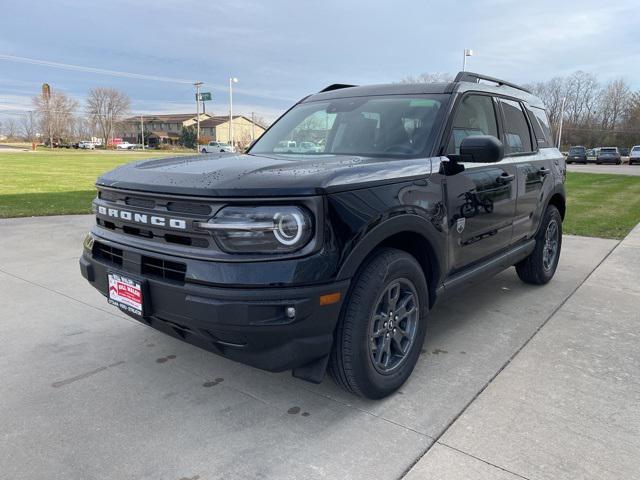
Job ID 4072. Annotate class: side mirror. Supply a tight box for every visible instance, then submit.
[459,135,504,163]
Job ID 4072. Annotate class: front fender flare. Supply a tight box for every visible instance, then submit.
[335,214,445,283]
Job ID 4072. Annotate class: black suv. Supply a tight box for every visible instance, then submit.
[80,72,566,399]
[566,146,587,164]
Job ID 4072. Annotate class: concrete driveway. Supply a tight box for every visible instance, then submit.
[567,163,640,176]
[0,215,632,479]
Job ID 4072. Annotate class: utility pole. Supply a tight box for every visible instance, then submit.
[140,115,145,150]
[229,76,238,149]
[557,96,566,149]
[194,81,203,148]
[251,111,255,142]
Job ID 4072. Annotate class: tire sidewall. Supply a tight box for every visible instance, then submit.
[537,206,563,282]
[345,251,428,398]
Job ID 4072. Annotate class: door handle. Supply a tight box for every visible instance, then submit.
[497,173,515,184]
[538,167,551,176]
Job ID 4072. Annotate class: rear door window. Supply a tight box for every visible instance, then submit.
[498,99,534,155]
[446,94,499,155]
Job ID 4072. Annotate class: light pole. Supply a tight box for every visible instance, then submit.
[557,96,567,149]
[194,81,203,148]
[229,76,238,149]
[462,49,474,71]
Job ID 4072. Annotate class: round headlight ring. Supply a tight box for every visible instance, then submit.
[273,211,304,246]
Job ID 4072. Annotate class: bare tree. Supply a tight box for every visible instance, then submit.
[33,90,78,146]
[86,88,130,147]
[599,78,631,130]
[564,71,599,126]
[399,72,453,84]
[2,118,18,139]
[21,111,38,142]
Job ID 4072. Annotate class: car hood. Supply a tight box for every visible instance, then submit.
[96,152,434,197]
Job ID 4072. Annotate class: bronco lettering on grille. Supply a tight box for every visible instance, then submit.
[97,206,187,230]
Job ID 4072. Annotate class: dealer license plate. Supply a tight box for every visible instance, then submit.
[108,273,143,316]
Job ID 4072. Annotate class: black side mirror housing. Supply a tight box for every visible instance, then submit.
[459,135,504,163]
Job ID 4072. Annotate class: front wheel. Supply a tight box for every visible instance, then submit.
[329,248,428,399]
[516,205,562,285]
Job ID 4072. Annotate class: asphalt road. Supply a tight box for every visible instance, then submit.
[566,163,640,176]
[1,215,637,479]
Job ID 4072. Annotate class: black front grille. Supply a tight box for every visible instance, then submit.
[125,197,156,209]
[95,188,216,249]
[141,256,186,283]
[93,241,123,266]
[167,201,211,215]
[96,217,209,247]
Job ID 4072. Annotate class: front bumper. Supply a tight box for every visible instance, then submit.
[80,237,349,374]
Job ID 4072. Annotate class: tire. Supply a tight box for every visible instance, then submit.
[201,148,207,154]
[516,205,562,285]
[328,248,428,399]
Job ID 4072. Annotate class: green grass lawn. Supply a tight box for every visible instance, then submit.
[0,149,189,217]
[564,172,640,239]
[1,151,639,239]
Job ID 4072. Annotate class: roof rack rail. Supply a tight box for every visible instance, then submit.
[318,83,357,93]
[454,71,531,94]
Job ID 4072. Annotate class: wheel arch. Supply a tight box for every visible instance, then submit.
[336,215,444,308]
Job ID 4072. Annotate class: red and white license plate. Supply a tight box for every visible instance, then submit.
[108,273,143,316]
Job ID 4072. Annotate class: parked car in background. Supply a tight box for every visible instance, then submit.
[201,141,235,153]
[78,141,95,150]
[116,142,135,150]
[586,148,599,163]
[596,147,622,165]
[620,147,630,157]
[629,145,640,165]
[566,146,587,164]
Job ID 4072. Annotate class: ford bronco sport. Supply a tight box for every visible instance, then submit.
[80,72,566,399]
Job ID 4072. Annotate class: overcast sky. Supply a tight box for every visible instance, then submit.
[1,0,639,122]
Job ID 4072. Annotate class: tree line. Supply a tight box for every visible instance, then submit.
[0,87,130,147]
[400,71,640,149]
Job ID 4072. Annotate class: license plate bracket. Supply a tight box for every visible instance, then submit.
[107,272,146,317]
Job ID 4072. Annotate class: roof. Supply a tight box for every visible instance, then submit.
[147,131,180,138]
[124,113,211,123]
[304,71,544,108]
[199,115,258,128]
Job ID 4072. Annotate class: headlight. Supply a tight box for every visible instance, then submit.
[198,206,313,253]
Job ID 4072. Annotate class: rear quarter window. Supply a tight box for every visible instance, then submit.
[526,105,553,148]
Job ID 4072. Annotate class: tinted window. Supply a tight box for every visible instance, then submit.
[528,106,552,147]
[250,95,445,158]
[446,94,498,155]
[569,147,586,154]
[499,99,533,154]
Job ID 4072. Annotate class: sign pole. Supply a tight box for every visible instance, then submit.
[194,81,203,148]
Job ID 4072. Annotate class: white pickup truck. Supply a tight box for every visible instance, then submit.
[201,141,235,153]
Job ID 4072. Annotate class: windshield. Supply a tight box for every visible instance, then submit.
[601,148,617,153]
[569,147,585,154]
[632,146,640,152]
[250,94,446,158]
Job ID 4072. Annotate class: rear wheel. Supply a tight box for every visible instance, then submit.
[329,248,428,399]
[516,205,562,285]
[201,148,207,154]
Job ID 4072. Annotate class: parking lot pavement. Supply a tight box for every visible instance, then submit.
[0,215,619,480]
[408,223,640,479]
[566,163,640,175]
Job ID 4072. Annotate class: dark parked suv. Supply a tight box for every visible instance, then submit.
[596,147,622,165]
[80,72,566,399]
[566,146,587,164]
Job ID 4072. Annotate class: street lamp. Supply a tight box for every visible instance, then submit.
[462,49,474,71]
[229,76,238,150]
